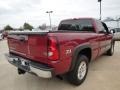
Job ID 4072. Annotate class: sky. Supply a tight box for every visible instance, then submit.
[0,0,120,29]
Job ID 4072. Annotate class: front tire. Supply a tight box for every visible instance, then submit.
[0,34,3,40]
[66,55,89,85]
[106,42,115,56]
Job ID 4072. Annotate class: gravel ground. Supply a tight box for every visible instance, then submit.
[0,40,120,90]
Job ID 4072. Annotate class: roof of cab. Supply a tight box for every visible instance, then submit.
[62,17,97,21]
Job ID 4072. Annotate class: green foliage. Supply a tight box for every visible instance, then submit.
[39,23,47,30]
[18,27,24,31]
[23,23,34,30]
[4,25,13,30]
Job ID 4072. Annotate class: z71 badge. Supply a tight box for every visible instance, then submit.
[66,49,72,54]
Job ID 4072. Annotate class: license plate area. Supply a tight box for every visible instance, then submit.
[20,58,29,66]
[9,57,30,71]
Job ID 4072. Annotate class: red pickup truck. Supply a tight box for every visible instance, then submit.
[5,18,114,85]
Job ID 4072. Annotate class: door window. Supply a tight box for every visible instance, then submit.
[97,20,107,33]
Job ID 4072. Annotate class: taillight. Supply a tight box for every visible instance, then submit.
[48,36,59,61]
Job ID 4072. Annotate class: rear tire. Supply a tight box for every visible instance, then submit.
[66,55,89,86]
[106,42,115,56]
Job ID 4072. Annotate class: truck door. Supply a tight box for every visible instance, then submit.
[97,21,108,56]
[102,22,113,51]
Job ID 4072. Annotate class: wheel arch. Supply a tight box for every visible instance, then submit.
[69,44,92,71]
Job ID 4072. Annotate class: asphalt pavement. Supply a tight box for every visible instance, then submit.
[0,40,120,90]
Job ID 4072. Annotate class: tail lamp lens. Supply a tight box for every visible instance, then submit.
[48,37,59,60]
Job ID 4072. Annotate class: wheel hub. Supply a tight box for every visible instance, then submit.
[77,61,87,80]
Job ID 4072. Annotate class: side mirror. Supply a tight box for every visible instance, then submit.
[110,29,115,34]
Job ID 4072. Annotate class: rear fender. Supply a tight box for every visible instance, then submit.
[69,43,91,71]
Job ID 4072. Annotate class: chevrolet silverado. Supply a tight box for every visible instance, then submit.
[5,18,114,85]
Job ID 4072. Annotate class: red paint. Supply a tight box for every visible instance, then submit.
[7,18,113,75]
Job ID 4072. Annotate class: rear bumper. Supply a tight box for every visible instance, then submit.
[5,53,53,78]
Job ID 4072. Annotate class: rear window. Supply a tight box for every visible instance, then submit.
[58,19,95,32]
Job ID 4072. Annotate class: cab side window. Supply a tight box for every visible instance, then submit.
[102,22,109,33]
[97,20,107,33]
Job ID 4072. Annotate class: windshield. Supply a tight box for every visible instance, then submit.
[58,19,95,32]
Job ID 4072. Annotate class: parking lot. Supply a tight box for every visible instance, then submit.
[0,40,120,90]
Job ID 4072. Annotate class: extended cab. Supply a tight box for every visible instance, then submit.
[5,18,114,85]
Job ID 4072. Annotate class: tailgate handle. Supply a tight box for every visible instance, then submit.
[19,37,25,42]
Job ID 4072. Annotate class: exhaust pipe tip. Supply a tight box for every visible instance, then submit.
[18,68,26,75]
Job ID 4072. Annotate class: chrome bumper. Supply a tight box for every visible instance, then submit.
[5,53,53,78]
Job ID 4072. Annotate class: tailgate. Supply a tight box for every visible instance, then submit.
[7,31,49,63]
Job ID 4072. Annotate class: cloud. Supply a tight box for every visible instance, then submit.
[0,0,120,29]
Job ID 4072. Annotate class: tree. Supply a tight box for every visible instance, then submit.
[4,25,13,30]
[39,23,47,30]
[103,17,115,22]
[23,23,33,30]
[18,26,24,31]
[116,16,120,21]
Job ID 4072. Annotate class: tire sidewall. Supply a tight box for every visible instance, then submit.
[112,42,114,53]
[73,55,89,85]
[110,42,115,55]
[106,41,115,56]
